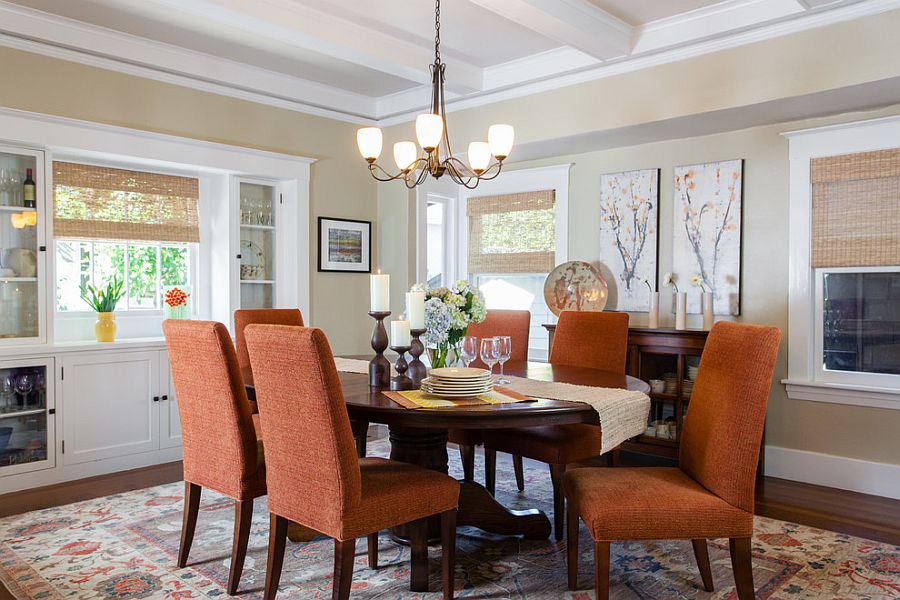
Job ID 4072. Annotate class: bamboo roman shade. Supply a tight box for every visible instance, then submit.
[467,190,556,274]
[810,148,900,267]
[53,161,201,243]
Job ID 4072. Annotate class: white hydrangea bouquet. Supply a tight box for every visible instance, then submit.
[414,280,487,368]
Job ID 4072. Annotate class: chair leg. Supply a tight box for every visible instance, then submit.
[367,532,378,569]
[355,433,367,458]
[333,538,356,600]
[484,448,497,496]
[409,517,429,592]
[549,463,567,542]
[178,482,201,568]
[227,499,254,595]
[263,514,288,600]
[441,510,458,600]
[692,538,714,592]
[594,541,610,600]
[513,455,525,492]
[729,537,756,600]
[458,444,475,482]
[566,502,579,590]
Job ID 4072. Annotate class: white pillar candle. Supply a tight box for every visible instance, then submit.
[391,319,411,346]
[406,290,426,330]
[648,292,659,329]
[674,292,687,331]
[702,292,714,331]
[370,270,390,312]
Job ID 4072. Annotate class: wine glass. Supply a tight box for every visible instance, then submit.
[480,338,499,379]
[494,336,512,384]
[461,336,478,367]
[0,374,12,412]
[35,370,46,409]
[15,373,33,409]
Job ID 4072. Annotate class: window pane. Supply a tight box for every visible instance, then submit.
[823,271,900,375]
[92,242,125,293]
[55,240,90,311]
[426,201,444,288]
[161,246,189,287]
[127,244,158,309]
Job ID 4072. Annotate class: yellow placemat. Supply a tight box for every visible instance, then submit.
[385,386,533,409]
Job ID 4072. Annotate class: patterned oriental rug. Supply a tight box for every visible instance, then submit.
[1,440,898,599]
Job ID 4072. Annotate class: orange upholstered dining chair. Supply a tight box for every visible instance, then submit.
[163,320,266,596]
[245,324,460,600]
[563,322,781,600]
[234,308,370,456]
[483,310,630,540]
[448,309,531,483]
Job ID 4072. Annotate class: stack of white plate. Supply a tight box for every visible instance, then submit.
[420,367,493,398]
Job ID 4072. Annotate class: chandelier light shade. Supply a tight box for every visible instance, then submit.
[356,0,514,189]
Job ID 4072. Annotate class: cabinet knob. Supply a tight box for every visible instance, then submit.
[152,396,160,402]
[236,253,242,260]
[161,395,169,401]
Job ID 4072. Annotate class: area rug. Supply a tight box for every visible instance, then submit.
[1,441,898,599]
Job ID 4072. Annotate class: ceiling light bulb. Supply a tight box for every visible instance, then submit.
[23,211,37,226]
[357,127,383,161]
[488,124,514,159]
[393,141,418,172]
[415,114,444,151]
[468,142,492,173]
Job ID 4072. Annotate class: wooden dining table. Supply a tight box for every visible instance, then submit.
[243,360,649,543]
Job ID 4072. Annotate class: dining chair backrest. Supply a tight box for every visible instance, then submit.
[245,324,361,537]
[679,321,781,514]
[234,309,305,371]
[467,309,531,368]
[549,311,629,372]
[163,320,262,500]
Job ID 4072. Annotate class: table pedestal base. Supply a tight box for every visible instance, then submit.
[388,426,551,543]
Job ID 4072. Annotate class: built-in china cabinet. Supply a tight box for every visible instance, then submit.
[0,111,311,493]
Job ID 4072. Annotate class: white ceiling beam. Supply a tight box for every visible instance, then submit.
[469,0,633,60]
[144,0,484,93]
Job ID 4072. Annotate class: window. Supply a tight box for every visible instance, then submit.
[460,166,569,360]
[56,240,191,311]
[425,196,449,288]
[53,161,199,313]
[785,120,900,409]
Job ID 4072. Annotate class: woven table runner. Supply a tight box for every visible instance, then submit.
[334,357,376,374]
[501,376,650,455]
[385,387,532,409]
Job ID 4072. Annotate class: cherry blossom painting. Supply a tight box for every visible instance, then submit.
[672,159,743,315]
[599,168,659,311]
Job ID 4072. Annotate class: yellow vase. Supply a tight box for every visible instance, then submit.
[95,312,117,342]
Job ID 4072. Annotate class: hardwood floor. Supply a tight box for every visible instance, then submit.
[1,440,898,598]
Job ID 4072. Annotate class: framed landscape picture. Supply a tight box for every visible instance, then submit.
[317,217,372,273]
[599,168,659,311]
[672,159,743,315]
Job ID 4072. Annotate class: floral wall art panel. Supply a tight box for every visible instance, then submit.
[599,168,659,311]
[672,159,743,315]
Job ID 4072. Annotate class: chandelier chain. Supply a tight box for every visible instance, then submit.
[434,0,441,64]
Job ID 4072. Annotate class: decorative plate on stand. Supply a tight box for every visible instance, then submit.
[543,260,608,316]
[239,239,267,280]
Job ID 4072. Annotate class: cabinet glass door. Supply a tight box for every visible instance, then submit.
[0,147,43,342]
[0,360,54,475]
[238,181,276,309]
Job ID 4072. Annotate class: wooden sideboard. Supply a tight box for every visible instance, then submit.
[543,325,709,461]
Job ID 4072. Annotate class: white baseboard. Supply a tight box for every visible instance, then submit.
[765,445,900,500]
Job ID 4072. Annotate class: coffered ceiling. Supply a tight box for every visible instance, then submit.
[0,0,895,123]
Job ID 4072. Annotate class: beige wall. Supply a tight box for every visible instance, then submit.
[375,10,900,465]
[0,46,378,354]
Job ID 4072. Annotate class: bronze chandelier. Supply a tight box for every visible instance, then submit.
[356,0,514,189]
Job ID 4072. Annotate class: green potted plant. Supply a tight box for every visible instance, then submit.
[80,276,125,342]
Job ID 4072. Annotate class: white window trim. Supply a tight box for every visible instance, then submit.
[782,115,900,410]
[457,164,571,281]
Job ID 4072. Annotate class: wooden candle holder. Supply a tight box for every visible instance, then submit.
[407,328,427,385]
[389,345,413,391]
[368,311,392,389]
